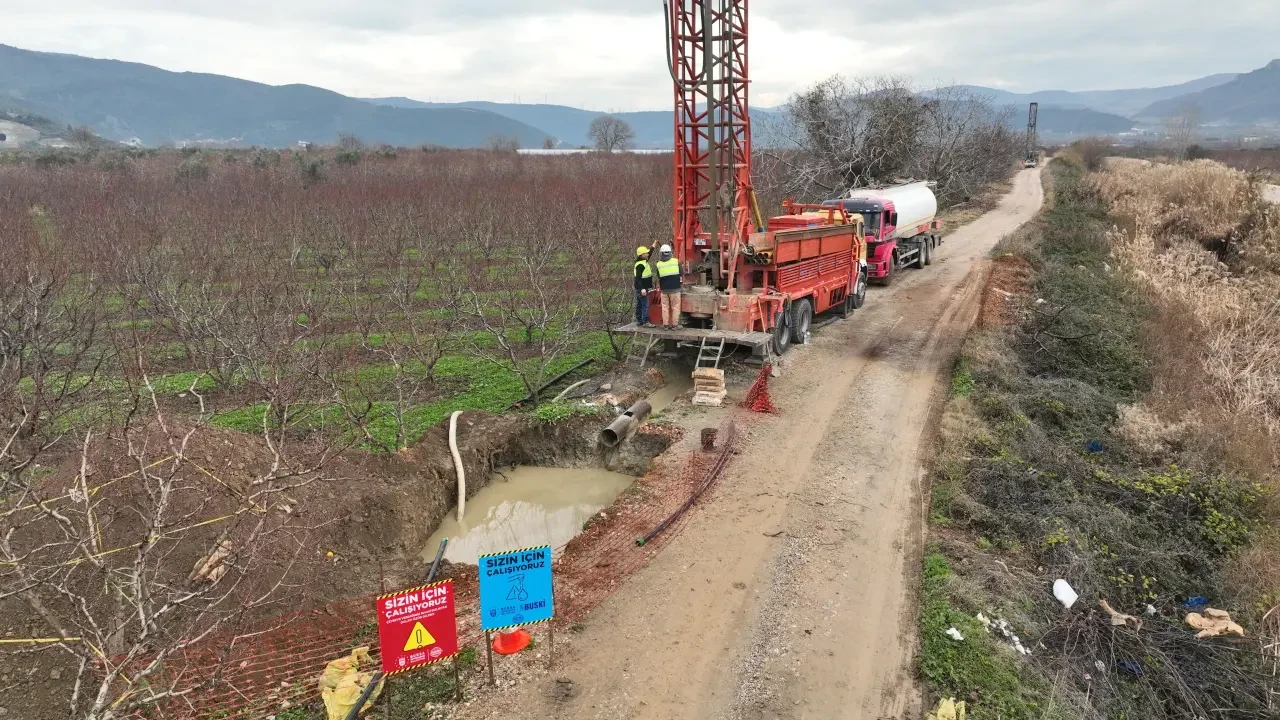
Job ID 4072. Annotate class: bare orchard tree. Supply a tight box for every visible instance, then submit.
[0,372,338,719]
[463,216,586,407]
[758,76,1020,206]
[121,244,239,389]
[563,204,635,359]
[484,135,521,153]
[1165,102,1202,160]
[326,252,462,452]
[1,211,111,496]
[589,115,636,153]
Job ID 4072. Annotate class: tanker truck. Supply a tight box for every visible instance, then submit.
[823,181,943,285]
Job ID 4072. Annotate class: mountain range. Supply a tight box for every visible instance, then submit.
[953,73,1240,118]
[0,44,552,148]
[1137,60,1280,125]
[1,43,1277,150]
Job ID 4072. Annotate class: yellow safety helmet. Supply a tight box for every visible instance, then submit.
[636,246,651,257]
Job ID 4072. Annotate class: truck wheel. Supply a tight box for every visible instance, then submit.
[852,268,869,308]
[790,299,813,343]
[912,241,927,269]
[771,311,791,355]
[923,239,933,266]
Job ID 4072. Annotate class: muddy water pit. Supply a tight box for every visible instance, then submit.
[416,379,687,568]
[424,466,636,564]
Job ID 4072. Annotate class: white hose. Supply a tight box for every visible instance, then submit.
[553,379,591,403]
[448,410,465,521]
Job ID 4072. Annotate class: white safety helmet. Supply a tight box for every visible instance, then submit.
[659,244,672,254]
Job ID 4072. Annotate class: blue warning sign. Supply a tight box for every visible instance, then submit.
[477,545,554,631]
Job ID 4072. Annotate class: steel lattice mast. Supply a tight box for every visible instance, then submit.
[1026,102,1039,157]
[665,0,754,286]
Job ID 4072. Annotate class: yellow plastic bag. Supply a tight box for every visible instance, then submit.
[319,646,383,720]
[927,697,967,720]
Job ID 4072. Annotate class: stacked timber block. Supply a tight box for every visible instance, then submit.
[691,368,727,407]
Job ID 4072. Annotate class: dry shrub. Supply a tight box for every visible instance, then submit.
[1096,159,1280,446]
[1071,137,1111,172]
[1115,402,1201,460]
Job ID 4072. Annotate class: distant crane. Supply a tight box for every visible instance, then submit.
[1024,102,1039,167]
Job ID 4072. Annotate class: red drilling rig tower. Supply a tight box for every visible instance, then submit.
[667,0,755,283]
[626,1,867,367]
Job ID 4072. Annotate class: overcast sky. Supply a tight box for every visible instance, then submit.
[4,1,1278,110]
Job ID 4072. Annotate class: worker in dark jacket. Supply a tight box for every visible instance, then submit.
[634,246,655,328]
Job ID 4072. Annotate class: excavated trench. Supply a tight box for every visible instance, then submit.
[326,410,673,584]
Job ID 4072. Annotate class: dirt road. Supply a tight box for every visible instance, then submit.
[464,168,1045,720]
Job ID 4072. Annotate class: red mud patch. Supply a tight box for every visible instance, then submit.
[978,254,1034,327]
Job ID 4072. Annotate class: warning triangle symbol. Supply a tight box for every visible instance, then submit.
[403,622,436,651]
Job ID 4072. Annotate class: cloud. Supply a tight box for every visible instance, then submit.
[2,0,1277,111]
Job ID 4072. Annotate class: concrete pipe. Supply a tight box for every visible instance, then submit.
[599,400,653,448]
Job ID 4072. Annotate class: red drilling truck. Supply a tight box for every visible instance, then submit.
[621,0,870,364]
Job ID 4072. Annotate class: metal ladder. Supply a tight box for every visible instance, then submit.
[627,331,663,368]
[695,336,728,370]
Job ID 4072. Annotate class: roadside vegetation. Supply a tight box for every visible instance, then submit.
[922,154,1278,718]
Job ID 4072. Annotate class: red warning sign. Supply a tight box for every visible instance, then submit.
[375,580,459,674]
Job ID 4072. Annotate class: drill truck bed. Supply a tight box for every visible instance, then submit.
[618,207,867,360]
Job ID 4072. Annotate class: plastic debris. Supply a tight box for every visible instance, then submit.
[1099,599,1143,629]
[318,647,383,720]
[1053,579,1079,609]
[1184,596,1210,611]
[926,697,967,720]
[1185,608,1245,639]
[1116,660,1144,677]
[945,627,965,641]
[1086,440,1105,453]
[1094,660,1106,672]
[1146,604,1157,616]
[976,613,1030,655]
[188,539,234,584]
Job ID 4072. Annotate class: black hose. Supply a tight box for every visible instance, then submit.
[426,538,448,583]
[344,670,384,720]
[636,422,736,546]
[663,1,702,92]
[508,358,595,409]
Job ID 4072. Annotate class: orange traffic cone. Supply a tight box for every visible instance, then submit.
[492,629,532,655]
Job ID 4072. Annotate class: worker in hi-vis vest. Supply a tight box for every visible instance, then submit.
[634,246,655,328]
[654,244,682,330]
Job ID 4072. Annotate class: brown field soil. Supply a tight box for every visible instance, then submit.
[977,254,1035,328]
